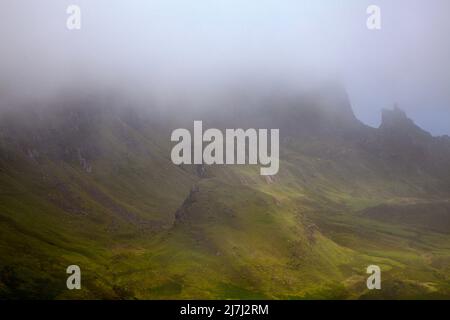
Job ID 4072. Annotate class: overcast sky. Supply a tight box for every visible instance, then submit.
[1,0,449,135]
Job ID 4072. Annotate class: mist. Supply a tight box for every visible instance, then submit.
[1,0,449,135]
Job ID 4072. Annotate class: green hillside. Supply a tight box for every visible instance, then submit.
[1,92,450,299]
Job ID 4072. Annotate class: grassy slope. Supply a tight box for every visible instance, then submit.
[1,108,450,299]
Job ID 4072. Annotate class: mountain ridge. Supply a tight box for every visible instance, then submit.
[1,85,450,299]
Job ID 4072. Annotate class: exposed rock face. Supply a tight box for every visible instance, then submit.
[174,185,200,224]
[381,106,414,129]
[380,105,431,138]
[77,148,92,173]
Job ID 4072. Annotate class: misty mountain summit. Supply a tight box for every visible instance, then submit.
[380,104,430,137]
